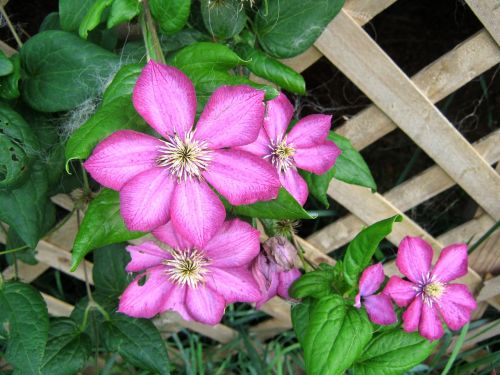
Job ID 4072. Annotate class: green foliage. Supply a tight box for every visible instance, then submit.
[71,189,145,271]
[0,51,13,76]
[79,0,114,39]
[101,63,143,104]
[200,0,246,39]
[255,0,345,58]
[108,0,141,28]
[289,263,343,299]
[291,301,310,346]
[92,244,131,298]
[59,0,97,32]
[150,0,191,35]
[0,54,21,100]
[0,282,49,375]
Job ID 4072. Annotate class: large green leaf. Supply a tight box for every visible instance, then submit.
[93,244,131,298]
[303,296,372,375]
[150,0,191,35]
[20,30,119,112]
[107,0,141,29]
[103,314,170,375]
[79,0,114,39]
[201,0,246,39]
[289,266,340,299]
[0,53,21,100]
[291,300,311,346]
[102,63,142,104]
[60,0,97,31]
[0,282,49,375]
[343,215,402,287]
[225,188,315,220]
[255,0,345,58]
[352,330,438,375]
[41,318,92,375]
[71,189,145,271]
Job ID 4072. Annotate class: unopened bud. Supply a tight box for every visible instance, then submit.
[263,236,299,271]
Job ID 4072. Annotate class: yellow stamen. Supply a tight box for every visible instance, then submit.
[163,249,210,288]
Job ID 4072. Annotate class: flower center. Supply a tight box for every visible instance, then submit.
[156,131,212,181]
[267,138,295,172]
[163,249,210,288]
[421,281,445,305]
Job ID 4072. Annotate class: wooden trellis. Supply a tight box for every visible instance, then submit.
[1,0,499,351]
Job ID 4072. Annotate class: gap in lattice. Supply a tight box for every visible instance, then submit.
[32,267,88,306]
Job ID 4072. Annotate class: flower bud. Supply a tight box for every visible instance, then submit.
[263,236,299,271]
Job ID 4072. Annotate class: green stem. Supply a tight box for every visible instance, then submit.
[292,234,314,273]
[80,162,90,195]
[0,272,4,289]
[468,221,499,254]
[441,323,470,375]
[140,0,166,64]
[0,245,29,255]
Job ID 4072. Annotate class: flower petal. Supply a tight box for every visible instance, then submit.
[264,93,294,142]
[203,149,280,205]
[153,221,193,250]
[203,220,260,268]
[160,284,192,321]
[206,267,261,304]
[118,266,173,318]
[125,241,171,272]
[287,114,332,148]
[436,284,476,331]
[280,168,309,206]
[84,130,162,190]
[419,302,444,341]
[277,268,302,299]
[363,294,397,325]
[396,236,433,284]
[402,297,422,333]
[431,244,468,283]
[383,276,417,307]
[185,285,226,325]
[236,127,271,157]
[293,141,341,174]
[358,263,385,298]
[132,61,196,138]
[120,168,176,231]
[194,85,265,149]
[171,179,225,248]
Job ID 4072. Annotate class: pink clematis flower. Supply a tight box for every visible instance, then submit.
[238,93,341,205]
[354,263,397,325]
[384,236,477,341]
[84,61,280,247]
[118,219,262,325]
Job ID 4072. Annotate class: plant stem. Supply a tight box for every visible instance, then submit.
[468,221,499,254]
[0,272,4,289]
[0,245,29,255]
[0,5,23,48]
[291,234,314,272]
[140,0,166,64]
[80,162,91,195]
[441,323,470,375]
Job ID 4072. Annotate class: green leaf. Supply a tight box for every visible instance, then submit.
[289,268,338,299]
[41,318,92,375]
[71,189,145,271]
[150,0,191,35]
[0,54,21,100]
[236,45,305,94]
[329,131,377,190]
[93,244,131,298]
[225,188,315,220]
[301,167,336,208]
[39,12,61,32]
[102,63,142,104]
[255,0,345,58]
[103,314,170,375]
[0,50,13,76]
[20,30,119,112]
[65,96,146,167]
[352,330,438,375]
[0,282,49,375]
[291,300,311,346]
[201,0,246,39]
[79,0,114,39]
[60,0,97,32]
[303,296,372,375]
[343,215,402,287]
[107,0,140,28]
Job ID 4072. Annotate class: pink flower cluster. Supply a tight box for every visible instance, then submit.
[355,236,477,341]
[84,61,335,324]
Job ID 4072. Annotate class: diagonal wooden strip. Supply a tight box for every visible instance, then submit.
[314,10,500,220]
[477,275,500,302]
[465,0,500,46]
[308,131,500,252]
[42,293,74,317]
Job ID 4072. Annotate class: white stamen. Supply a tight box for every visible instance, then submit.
[265,137,296,172]
[163,249,210,288]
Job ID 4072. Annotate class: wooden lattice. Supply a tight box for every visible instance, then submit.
[1,0,499,348]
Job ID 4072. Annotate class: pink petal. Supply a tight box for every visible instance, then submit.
[358,263,385,298]
[202,220,260,268]
[236,127,271,157]
[206,267,261,303]
[153,221,193,250]
[160,284,192,321]
[171,179,225,248]
[125,241,171,272]
[118,266,173,318]
[132,61,196,138]
[363,294,397,325]
[280,168,309,206]
[431,244,468,283]
[194,85,265,149]
[402,297,422,333]
[203,149,280,205]
[396,236,433,284]
[120,168,176,231]
[287,114,332,148]
[253,256,280,309]
[436,284,477,331]
[277,268,302,299]
[419,302,444,341]
[383,276,417,307]
[264,93,294,142]
[185,285,226,325]
[293,141,341,174]
[84,130,162,190]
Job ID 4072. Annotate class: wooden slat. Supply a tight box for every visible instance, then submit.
[465,0,500,46]
[42,293,74,317]
[448,319,500,353]
[477,275,500,302]
[314,10,500,221]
